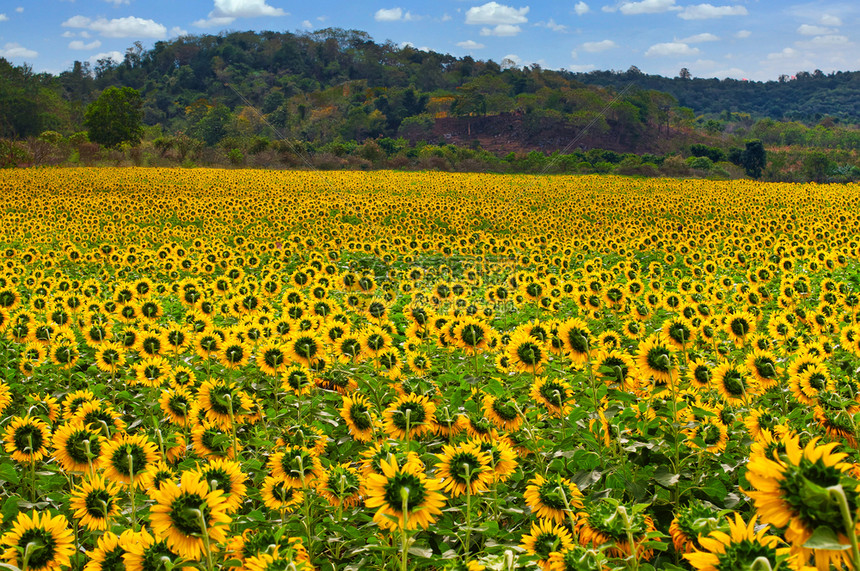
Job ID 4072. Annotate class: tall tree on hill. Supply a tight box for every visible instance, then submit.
[84,86,144,148]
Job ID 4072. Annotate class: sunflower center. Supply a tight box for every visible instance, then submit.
[646,347,671,372]
[169,492,211,536]
[383,472,427,512]
[84,488,115,517]
[718,539,779,569]
[111,443,149,477]
[349,403,373,430]
[722,370,746,396]
[66,430,101,463]
[201,468,232,497]
[448,452,484,484]
[391,402,427,429]
[16,528,57,568]
[780,460,853,529]
[730,318,749,336]
[567,329,588,353]
[537,481,570,510]
[461,324,485,346]
[491,399,518,421]
[13,424,44,454]
[516,341,543,365]
[99,546,126,571]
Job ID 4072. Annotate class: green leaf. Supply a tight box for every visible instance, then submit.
[653,466,680,488]
[408,546,434,558]
[0,463,19,485]
[803,527,851,551]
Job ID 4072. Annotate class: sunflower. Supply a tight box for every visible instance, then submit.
[3,415,51,463]
[339,393,377,442]
[281,330,324,368]
[133,355,171,388]
[663,316,697,350]
[257,340,287,377]
[482,392,522,432]
[520,518,575,570]
[150,470,232,560]
[591,349,638,391]
[0,381,11,416]
[159,386,195,427]
[260,475,304,512]
[746,433,859,569]
[524,474,584,525]
[99,432,159,488]
[317,462,366,508]
[267,445,324,487]
[191,421,239,460]
[94,342,125,374]
[360,326,394,359]
[743,408,785,440]
[83,531,127,571]
[0,511,75,571]
[73,400,126,438]
[577,499,659,560]
[790,362,832,406]
[383,393,437,440]
[49,341,80,370]
[281,365,315,396]
[669,503,724,554]
[684,514,790,571]
[435,441,494,497]
[530,377,574,418]
[52,420,104,473]
[120,528,190,571]
[365,456,446,532]
[197,378,253,428]
[506,330,549,375]
[546,544,609,571]
[744,348,781,390]
[146,460,178,493]
[724,310,757,347]
[711,361,757,406]
[69,473,122,531]
[453,317,493,355]
[683,417,728,453]
[636,334,676,386]
[194,458,247,513]
[557,317,592,365]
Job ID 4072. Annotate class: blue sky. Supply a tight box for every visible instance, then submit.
[0,0,857,81]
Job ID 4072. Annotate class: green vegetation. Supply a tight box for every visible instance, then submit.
[0,29,859,181]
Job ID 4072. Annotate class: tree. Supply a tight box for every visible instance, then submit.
[740,139,766,179]
[802,151,833,183]
[678,67,692,80]
[84,86,143,148]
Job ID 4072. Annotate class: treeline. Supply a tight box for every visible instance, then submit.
[574,67,860,123]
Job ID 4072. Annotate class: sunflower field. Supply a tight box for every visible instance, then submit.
[0,168,859,571]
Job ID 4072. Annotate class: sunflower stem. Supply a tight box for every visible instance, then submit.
[27,435,36,503]
[225,394,239,460]
[21,540,37,571]
[829,485,860,569]
[616,505,640,571]
[194,508,215,571]
[127,451,137,532]
[298,456,315,563]
[463,463,473,561]
[400,486,410,571]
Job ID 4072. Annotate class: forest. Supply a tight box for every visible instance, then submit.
[1,28,859,182]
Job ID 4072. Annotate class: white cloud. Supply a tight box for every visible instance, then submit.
[680,32,719,43]
[620,0,680,15]
[457,40,486,49]
[62,31,76,38]
[0,14,7,22]
[104,0,131,5]
[766,47,797,61]
[170,26,188,37]
[735,29,751,38]
[194,0,286,27]
[645,42,700,56]
[582,39,617,52]
[480,24,521,36]
[537,18,567,32]
[301,19,312,28]
[571,49,578,58]
[678,4,747,20]
[16,7,23,13]
[820,14,842,26]
[797,24,837,36]
[0,42,37,59]
[568,63,595,72]
[69,40,102,50]
[801,35,850,46]
[501,53,521,67]
[574,1,590,15]
[465,2,529,26]
[374,7,417,22]
[88,51,124,65]
[62,15,168,38]
[441,13,452,21]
